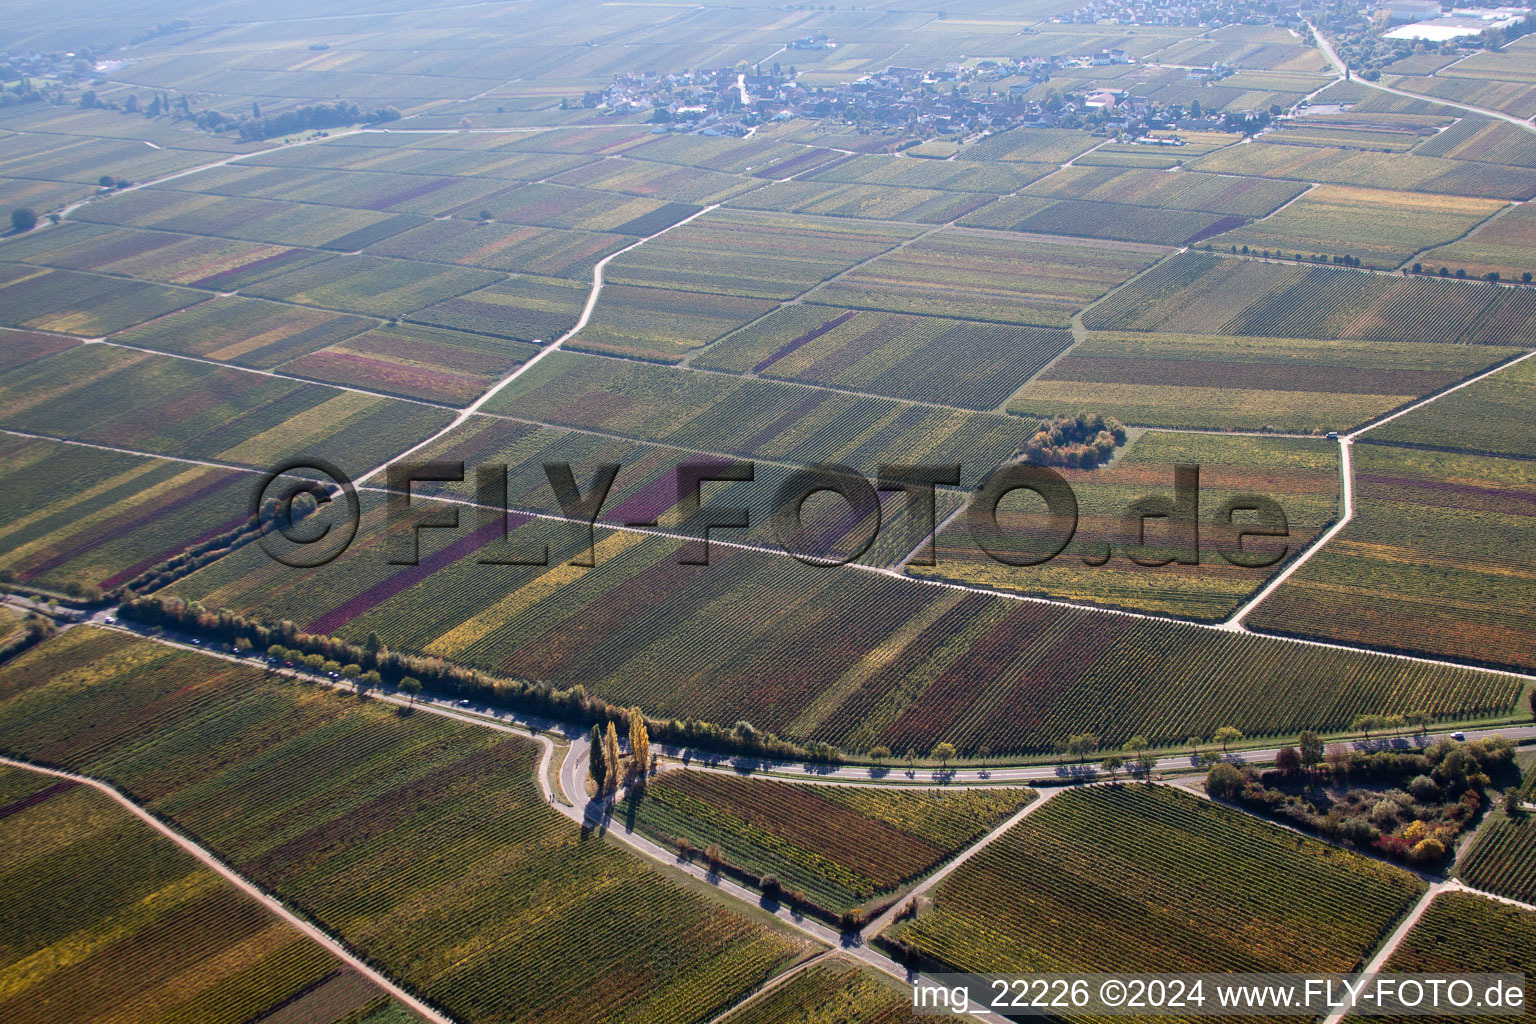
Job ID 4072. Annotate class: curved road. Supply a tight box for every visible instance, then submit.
[1307,22,1536,134]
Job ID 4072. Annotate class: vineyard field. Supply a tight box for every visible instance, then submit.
[1189,140,1536,200]
[885,786,1422,977]
[110,295,375,368]
[280,323,539,404]
[726,179,999,225]
[567,285,778,362]
[365,220,633,278]
[160,162,517,217]
[718,955,926,1024]
[0,221,331,289]
[485,351,1037,484]
[1370,891,1536,1024]
[547,156,759,204]
[816,228,1166,327]
[0,264,206,336]
[0,344,455,479]
[0,435,248,592]
[959,195,1235,246]
[169,495,1522,756]
[386,415,962,568]
[0,763,420,1024]
[1082,250,1536,346]
[1417,201,1536,281]
[604,209,920,301]
[0,629,814,1024]
[1460,810,1536,904]
[1366,354,1536,457]
[1247,445,1536,673]
[71,188,430,251]
[626,771,1034,915]
[241,254,503,319]
[1207,185,1506,270]
[407,273,588,342]
[695,306,1073,410]
[470,181,703,234]
[912,431,1343,621]
[1006,330,1508,432]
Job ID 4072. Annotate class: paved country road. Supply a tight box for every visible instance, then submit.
[1307,21,1536,135]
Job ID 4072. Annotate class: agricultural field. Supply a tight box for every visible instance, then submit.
[694,306,1073,410]
[470,182,703,234]
[1026,165,1309,217]
[0,344,454,480]
[803,155,1046,194]
[168,493,1522,756]
[1416,201,1536,281]
[1389,74,1536,122]
[0,221,331,289]
[160,163,518,217]
[953,127,1101,165]
[0,328,79,372]
[240,254,503,319]
[365,221,633,278]
[0,763,421,1024]
[0,628,814,1024]
[1153,24,1332,72]
[603,209,921,301]
[1082,250,1536,346]
[547,156,759,204]
[1366,354,1536,458]
[1207,185,1507,270]
[0,435,248,594]
[0,264,205,337]
[408,274,588,343]
[1189,140,1536,200]
[71,189,430,251]
[913,432,1342,620]
[727,180,999,225]
[717,955,926,1024]
[960,195,1237,247]
[1368,892,1536,1022]
[1459,788,1536,904]
[626,772,1034,915]
[109,296,375,368]
[816,228,1166,327]
[1413,115,1536,168]
[397,414,963,568]
[1007,330,1510,432]
[883,786,1421,975]
[1247,445,1536,673]
[567,285,778,362]
[280,323,539,405]
[483,350,1038,483]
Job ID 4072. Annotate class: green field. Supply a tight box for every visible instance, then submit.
[816,228,1166,327]
[718,955,925,1024]
[0,344,454,480]
[1083,250,1536,347]
[0,763,422,1024]
[913,432,1342,621]
[1369,891,1536,1023]
[694,306,1073,410]
[1007,330,1510,432]
[0,629,813,1024]
[1248,445,1536,673]
[166,493,1523,756]
[0,435,247,593]
[885,786,1422,975]
[1367,355,1536,457]
[626,772,1034,915]
[1208,185,1507,270]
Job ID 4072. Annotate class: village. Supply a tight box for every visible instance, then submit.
[586,47,1239,145]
